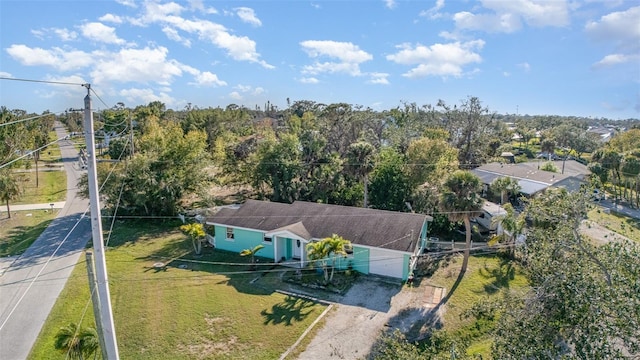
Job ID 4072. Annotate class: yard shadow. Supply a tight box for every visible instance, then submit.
[261,295,316,326]
[477,257,516,294]
[1,218,55,257]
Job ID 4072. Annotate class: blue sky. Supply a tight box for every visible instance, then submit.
[1,0,638,119]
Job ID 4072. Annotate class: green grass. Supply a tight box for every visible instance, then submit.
[29,220,328,360]
[426,254,529,358]
[588,208,640,243]
[13,170,66,204]
[0,210,57,256]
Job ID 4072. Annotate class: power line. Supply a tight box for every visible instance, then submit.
[0,111,65,128]
[0,76,86,86]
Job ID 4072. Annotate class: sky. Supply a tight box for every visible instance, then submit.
[0,0,639,119]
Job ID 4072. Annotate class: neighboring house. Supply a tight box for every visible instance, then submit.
[587,126,616,142]
[206,200,432,280]
[473,201,507,232]
[472,160,590,197]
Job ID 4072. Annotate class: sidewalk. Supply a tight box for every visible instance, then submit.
[4,202,66,212]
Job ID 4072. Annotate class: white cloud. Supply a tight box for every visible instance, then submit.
[454,0,570,33]
[132,2,273,68]
[384,0,396,9]
[518,62,531,72]
[585,6,640,54]
[6,45,93,71]
[368,72,390,85]
[300,40,373,76]
[235,7,262,27]
[232,84,264,95]
[420,0,445,19]
[386,40,484,78]
[162,26,191,47]
[300,77,319,84]
[90,46,183,85]
[31,28,77,41]
[115,0,136,8]
[80,22,126,45]
[99,14,124,24]
[120,87,175,105]
[189,0,217,14]
[592,53,640,68]
[0,71,12,78]
[54,28,78,41]
[503,71,511,77]
[229,91,243,100]
[191,71,227,86]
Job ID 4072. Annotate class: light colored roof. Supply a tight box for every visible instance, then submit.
[472,161,588,195]
[482,201,506,215]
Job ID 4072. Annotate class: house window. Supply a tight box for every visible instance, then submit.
[226,227,234,240]
[264,236,272,243]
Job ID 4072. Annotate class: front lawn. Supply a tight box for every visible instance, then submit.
[29,220,328,360]
[426,254,529,358]
[14,170,67,204]
[0,210,57,256]
[588,207,640,243]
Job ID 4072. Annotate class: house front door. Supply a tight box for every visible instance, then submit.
[292,239,302,259]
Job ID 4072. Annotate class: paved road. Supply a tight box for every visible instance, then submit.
[597,198,640,220]
[0,122,91,360]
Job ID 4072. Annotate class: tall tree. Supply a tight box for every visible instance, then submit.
[0,169,21,218]
[493,189,640,358]
[439,170,483,273]
[368,147,413,211]
[345,141,375,208]
[437,97,497,168]
[489,203,525,259]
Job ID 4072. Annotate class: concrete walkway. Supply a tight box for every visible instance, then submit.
[5,201,66,212]
[0,122,91,360]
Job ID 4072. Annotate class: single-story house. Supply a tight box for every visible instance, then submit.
[205,200,432,280]
[472,160,590,197]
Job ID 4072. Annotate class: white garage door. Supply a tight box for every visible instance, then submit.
[368,248,405,279]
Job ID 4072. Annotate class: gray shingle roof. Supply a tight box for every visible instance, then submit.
[207,200,432,253]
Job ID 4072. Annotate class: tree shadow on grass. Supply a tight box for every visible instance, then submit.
[0,219,54,257]
[477,257,516,295]
[261,295,316,326]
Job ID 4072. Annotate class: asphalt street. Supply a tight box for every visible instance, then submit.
[0,122,91,360]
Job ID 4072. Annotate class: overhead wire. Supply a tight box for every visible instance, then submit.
[0,110,66,128]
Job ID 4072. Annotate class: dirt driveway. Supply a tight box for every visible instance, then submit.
[294,278,443,360]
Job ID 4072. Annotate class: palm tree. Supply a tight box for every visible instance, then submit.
[491,176,521,205]
[0,169,21,219]
[179,223,206,255]
[440,170,483,273]
[323,234,351,282]
[489,203,525,259]
[307,235,351,284]
[346,141,375,208]
[240,244,264,270]
[306,240,331,284]
[54,322,99,360]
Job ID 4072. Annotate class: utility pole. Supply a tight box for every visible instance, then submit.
[85,252,107,360]
[128,110,134,158]
[83,84,120,359]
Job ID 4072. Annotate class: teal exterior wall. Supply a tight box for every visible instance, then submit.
[214,225,274,260]
[352,246,369,275]
[402,254,411,280]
